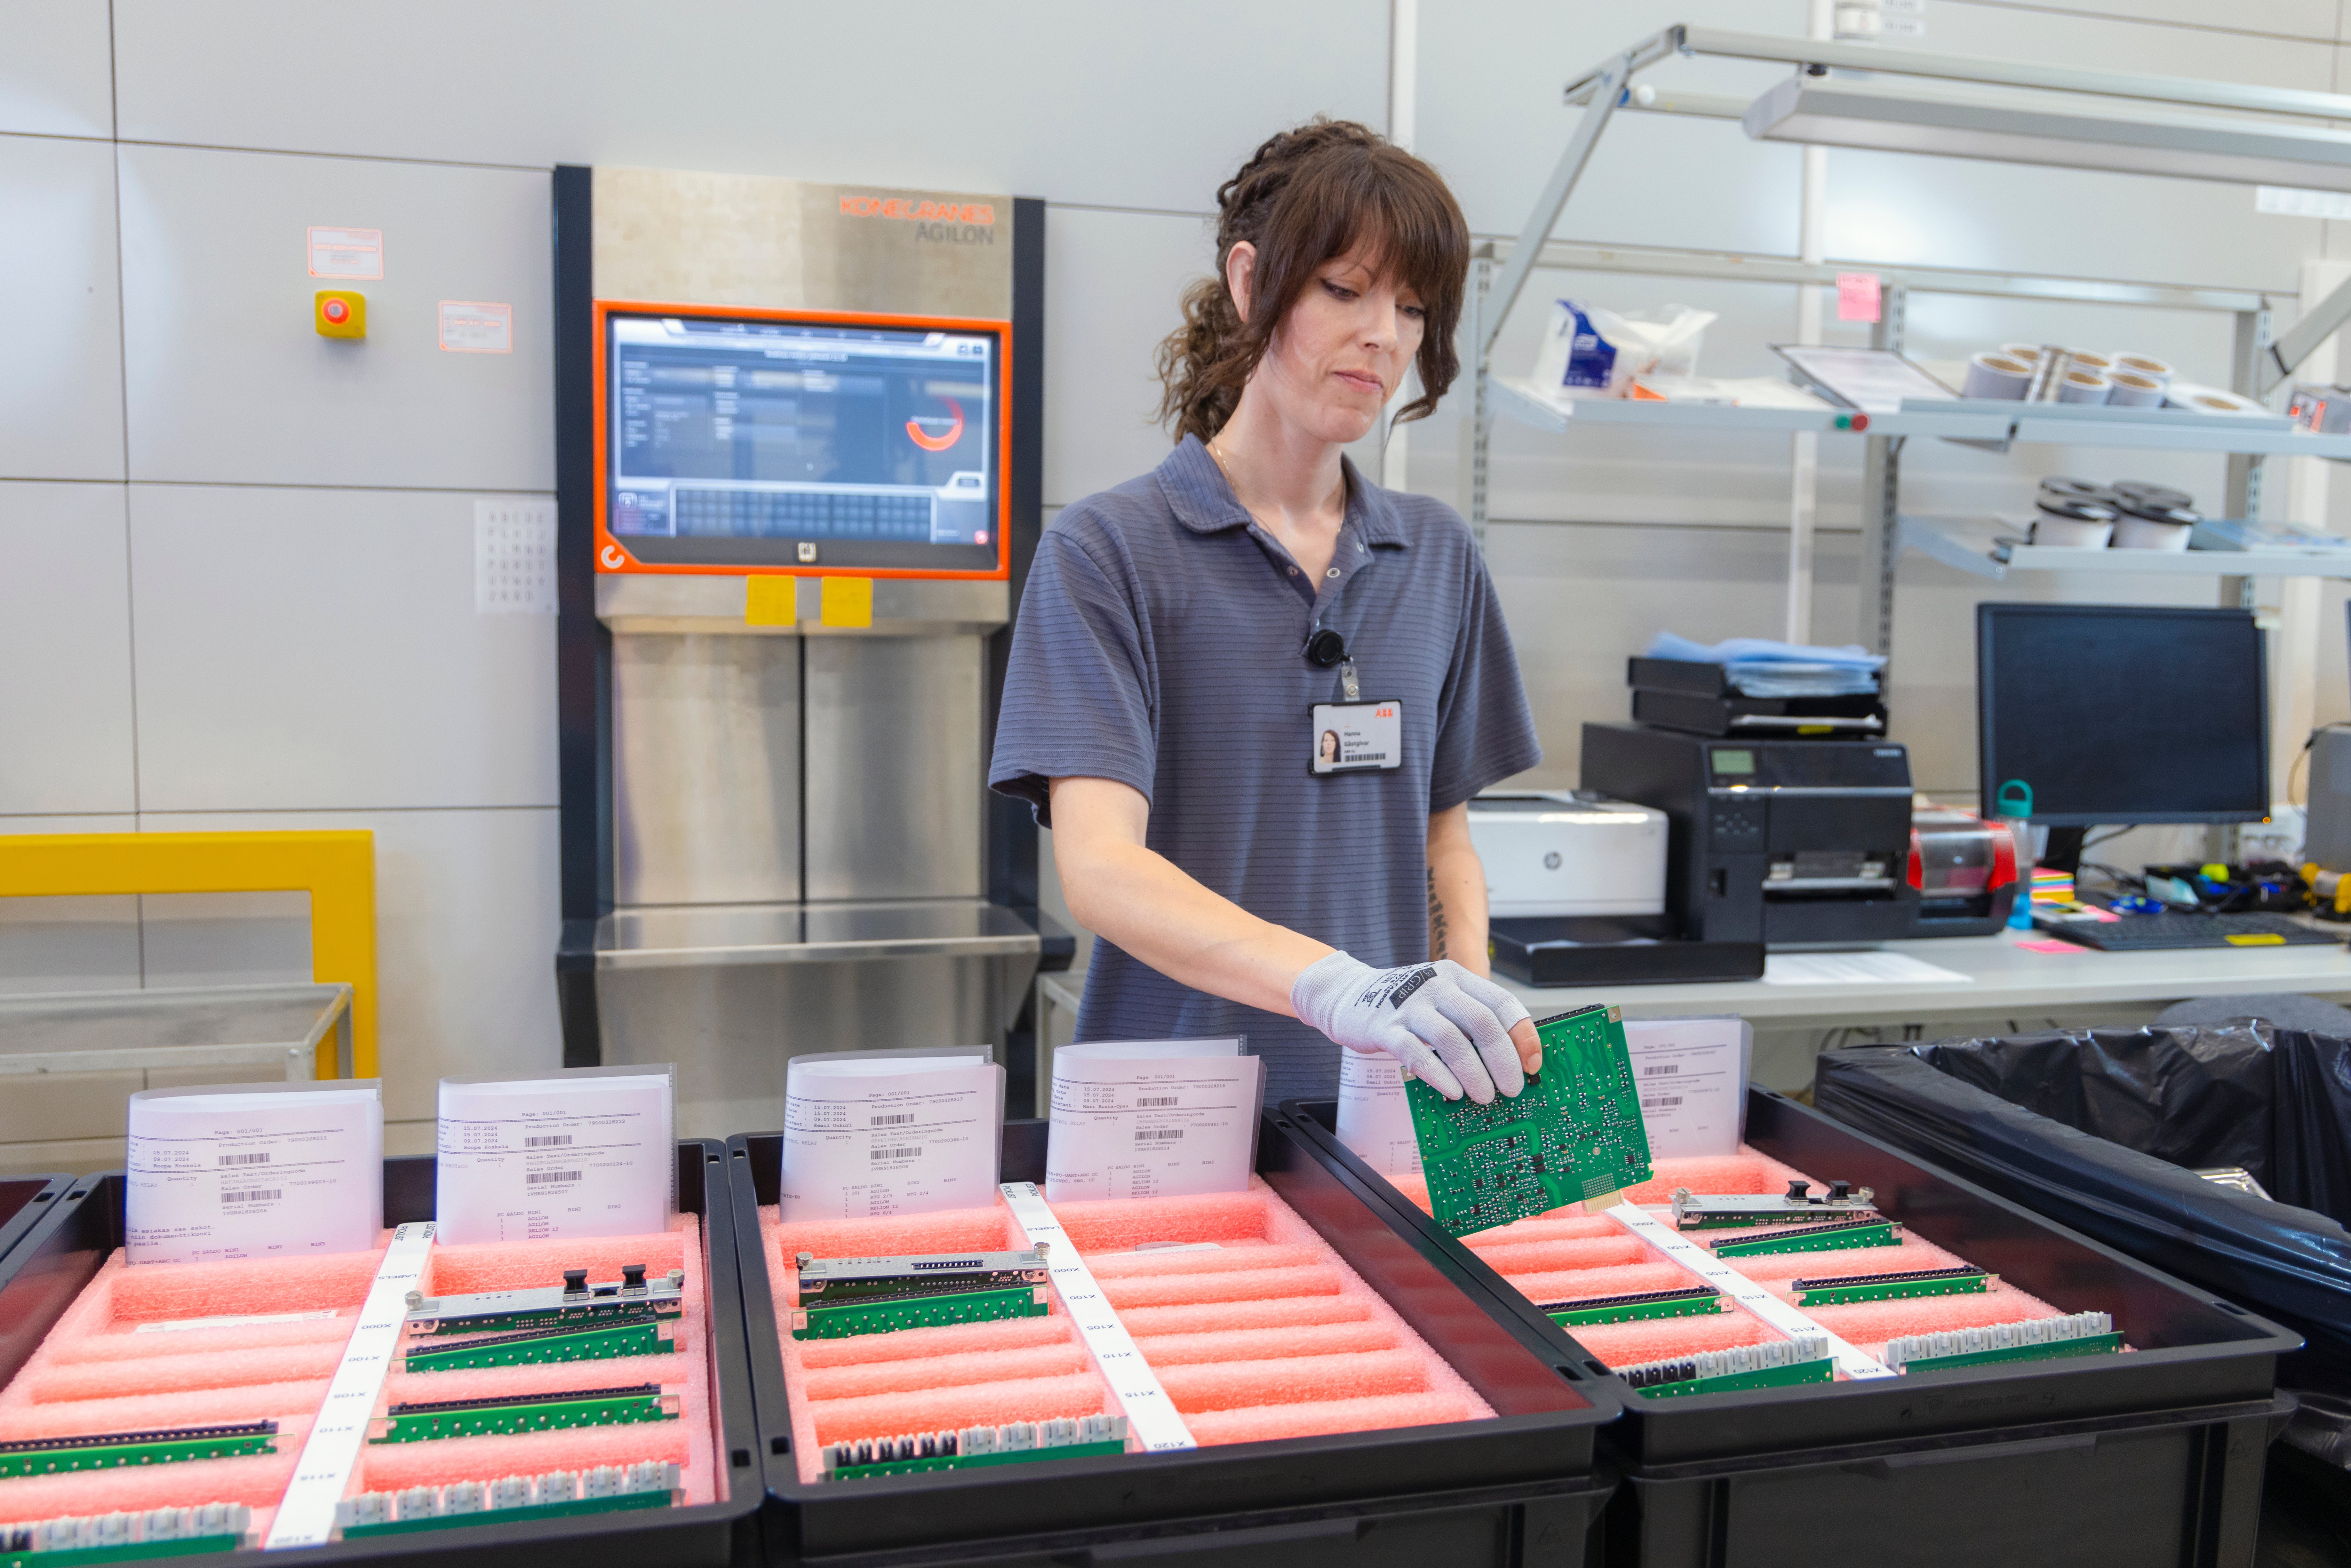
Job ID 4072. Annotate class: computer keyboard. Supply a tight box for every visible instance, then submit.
[2038,911,2342,952]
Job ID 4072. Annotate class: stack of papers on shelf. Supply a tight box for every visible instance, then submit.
[1631,374,1833,410]
[1646,632,1884,697]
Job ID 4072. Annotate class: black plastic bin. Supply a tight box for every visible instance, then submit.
[0,1175,68,1267]
[729,1117,1619,1567]
[0,1144,762,1568]
[1279,1087,2299,1568]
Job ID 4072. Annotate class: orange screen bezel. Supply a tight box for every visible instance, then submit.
[592,299,1013,580]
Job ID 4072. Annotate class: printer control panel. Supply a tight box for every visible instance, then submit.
[1709,799,1766,848]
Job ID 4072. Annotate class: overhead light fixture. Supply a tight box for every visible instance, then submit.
[1743,73,2351,191]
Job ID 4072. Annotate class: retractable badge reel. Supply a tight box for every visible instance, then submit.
[1305,629,1401,775]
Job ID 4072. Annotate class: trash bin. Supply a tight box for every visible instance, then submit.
[1814,1025,2351,1473]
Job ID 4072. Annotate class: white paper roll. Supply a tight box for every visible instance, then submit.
[2111,353,2172,386]
[1962,352,2034,400]
[2067,349,2116,374]
[2056,368,2112,404]
[2110,514,2193,550]
[2000,342,2045,363]
[2107,370,2165,408]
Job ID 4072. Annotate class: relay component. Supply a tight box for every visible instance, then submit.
[2,1503,249,1566]
[0,1423,277,1480]
[1885,1312,2123,1374]
[368,1384,678,1443]
[402,1264,684,1338]
[1671,1181,1876,1229]
[402,1318,675,1373]
[1405,1003,1653,1237]
[1540,1285,1725,1328]
[1792,1265,1989,1307]
[791,1249,1050,1340]
[819,1416,1128,1481]
[1713,1217,1901,1257]
[1619,1333,1834,1399]
[335,1462,679,1538]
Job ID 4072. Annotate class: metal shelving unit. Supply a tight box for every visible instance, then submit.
[1894,514,2351,583]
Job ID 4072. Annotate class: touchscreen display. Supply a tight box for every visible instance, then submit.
[603,311,1003,571]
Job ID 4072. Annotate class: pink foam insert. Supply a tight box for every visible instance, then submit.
[765,1177,1504,1483]
[0,1216,727,1534]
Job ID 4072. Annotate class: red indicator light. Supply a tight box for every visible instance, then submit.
[324,300,347,322]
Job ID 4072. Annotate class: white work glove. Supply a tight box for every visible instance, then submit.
[1292,953,1533,1104]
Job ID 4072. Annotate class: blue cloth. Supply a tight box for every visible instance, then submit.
[989,436,1542,1104]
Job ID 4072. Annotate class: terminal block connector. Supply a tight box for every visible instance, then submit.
[1619,1333,1835,1399]
[368,1384,678,1444]
[791,1249,1050,1341]
[1885,1311,2123,1374]
[403,1317,676,1373]
[402,1265,684,1339]
[1540,1286,1725,1328]
[2,1503,249,1564]
[335,1461,679,1538]
[819,1415,1128,1481]
[1671,1182,1877,1230]
[1713,1218,1901,1258]
[1792,1265,1989,1307]
[0,1423,277,1480]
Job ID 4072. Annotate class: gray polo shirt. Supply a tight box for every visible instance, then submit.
[990,435,1542,1103]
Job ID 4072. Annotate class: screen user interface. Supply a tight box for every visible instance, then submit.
[604,312,1000,570]
[1977,603,2267,824]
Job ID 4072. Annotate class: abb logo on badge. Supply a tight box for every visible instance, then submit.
[1376,705,1397,719]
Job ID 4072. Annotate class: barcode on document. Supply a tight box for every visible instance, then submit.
[525,1134,572,1148]
[221,1189,281,1204]
[526,1170,583,1185]
[1135,1096,1179,1108]
[1641,1096,1684,1109]
[1134,1128,1185,1142]
[870,1113,915,1126]
[870,1146,922,1161]
[217,1152,271,1166]
[1642,1065,1678,1076]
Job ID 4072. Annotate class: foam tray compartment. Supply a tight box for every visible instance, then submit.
[0,1147,760,1568]
[731,1120,1618,1566]
[1278,1088,2297,1568]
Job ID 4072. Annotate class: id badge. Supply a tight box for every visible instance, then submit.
[1311,700,1403,774]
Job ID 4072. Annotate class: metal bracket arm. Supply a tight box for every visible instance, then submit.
[2262,270,2351,396]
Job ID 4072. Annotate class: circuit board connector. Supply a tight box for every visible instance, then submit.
[1619,1333,1835,1398]
[1671,1181,1877,1230]
[402,1265,684,1339]
[820,1416,1128,1481]
[2,1503,249,1564]
[335,1462,679,1538]
[791,1249,1051,1340]
[1884,1312,2123,1374]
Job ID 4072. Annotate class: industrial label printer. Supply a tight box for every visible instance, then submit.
[550,166,1065,1135]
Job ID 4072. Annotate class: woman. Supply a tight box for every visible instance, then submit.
[990,120,1542,1106]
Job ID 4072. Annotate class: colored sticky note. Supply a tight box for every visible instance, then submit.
[821,576,874,629]
[2016,939,2085,955]
[1836,271,1882,323]
[745,576,795,626]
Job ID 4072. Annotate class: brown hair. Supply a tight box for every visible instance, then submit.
[1155,119,1470,446]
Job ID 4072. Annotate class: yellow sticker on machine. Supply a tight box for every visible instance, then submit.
[2224,933,2287,946]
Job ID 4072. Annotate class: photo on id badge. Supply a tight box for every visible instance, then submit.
[1311,700,1403,774]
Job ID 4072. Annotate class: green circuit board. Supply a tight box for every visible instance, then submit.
[1713,1219,1901,1258]
[4,1536,244,1567]
[1404,1003,1653,1238]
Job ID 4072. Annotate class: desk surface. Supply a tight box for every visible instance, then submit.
[1492,931,2351,1023]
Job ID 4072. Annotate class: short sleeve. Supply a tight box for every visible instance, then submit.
[987,522,1159,828]
[1427,546,1542,812]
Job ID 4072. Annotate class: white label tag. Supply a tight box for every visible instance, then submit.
[306,226,383,280]
[1605,1204,1894,1381]
[1311,699,1403,773]
[474,497,556,615]
[125,1083,383,1266]
[264,1222,435,1548]
[782,1051,1004,1221]
[438,299,513,354]
[1044,1041,1261,1202]
[1335,1052,1421,1176]
[434,1070,675,1246]
[999,1183,1196,1453]
[1624,1017,1749,1158]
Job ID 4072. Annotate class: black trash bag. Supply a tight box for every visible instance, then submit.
[1815,1039,2351,1427]
[2273,1030,2351,1229]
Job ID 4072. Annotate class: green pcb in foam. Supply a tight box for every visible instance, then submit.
[790,1284,1048,1341]
[1405,1002,1653,1238]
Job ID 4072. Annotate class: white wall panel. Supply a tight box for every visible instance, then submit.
[1937,0,2335,42]
[129,484,557,812]
[0,815,139,999]
[0,1,112,138]
[135,808,563,1123]
[0,482,134,814]
[119,145,552,490]
[113,1,1387,216]
[1043,206,1213,508]
[140,890,311,989]
[0,136,123,480]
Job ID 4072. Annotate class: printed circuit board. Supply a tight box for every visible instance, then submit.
[1404,1003,1653,1237]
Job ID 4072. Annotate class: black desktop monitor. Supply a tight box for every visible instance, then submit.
[1976,602,2267,825]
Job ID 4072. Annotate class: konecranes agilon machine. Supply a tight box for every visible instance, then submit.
[551,166,1067,1135]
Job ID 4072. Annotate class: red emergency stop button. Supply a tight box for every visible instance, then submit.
[323,299,347,322]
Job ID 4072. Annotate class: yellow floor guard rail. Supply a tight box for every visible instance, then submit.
[0,832,376,1078]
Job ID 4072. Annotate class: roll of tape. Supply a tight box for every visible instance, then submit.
[2057,368,2112,404]
[2166,382,2266,417]
[2067,349,2116,375]
[2110,353,2172,386]
[2112,480,2196,511]
[1961,351,2034,400]
[2107,369,2166,408]
[2039,477,2120,508]
[2000,342,2045,363]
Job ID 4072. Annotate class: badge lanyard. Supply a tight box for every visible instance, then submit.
[1305,627,1400,775]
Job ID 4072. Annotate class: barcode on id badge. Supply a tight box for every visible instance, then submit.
[221,1189,281,1204]
[1134,1128,1185,1142]
[871,1113,915,1126]
[1135,1096,1179,1108]
[217,1152,271,1166]
[1641,1095,1684,1109]
[524,1134,572,1148]
[871,1146,922,1160]
[527,1170,583,1185]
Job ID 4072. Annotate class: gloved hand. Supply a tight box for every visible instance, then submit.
[1291,953,1534,1104]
